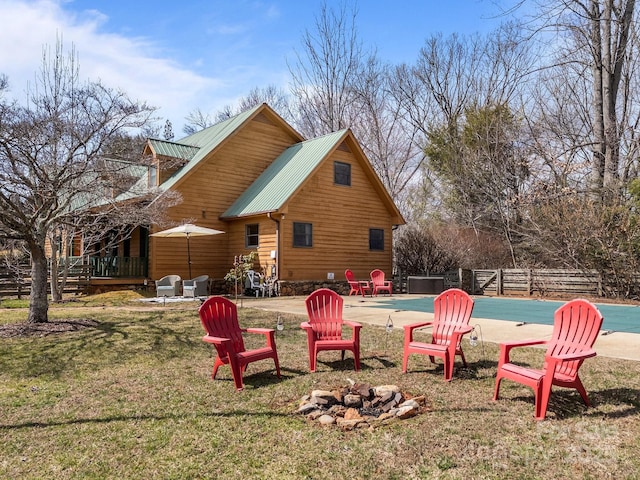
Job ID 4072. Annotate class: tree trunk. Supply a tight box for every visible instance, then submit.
[28,244,49,323]
[590,0,606,192]
[49,245,62,302]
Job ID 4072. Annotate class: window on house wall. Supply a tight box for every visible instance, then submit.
[245,224,259,248]
[149,165,157,187]
[293,222,313,247]
[334,161,351,186]
[369,228,384,251]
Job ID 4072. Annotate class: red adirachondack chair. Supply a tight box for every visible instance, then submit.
[493,299,603,420]
[301,288,362,372]
[345,269,371,297]
[199,296,281,391]
[370,269,392,296]
[402,288,475,381]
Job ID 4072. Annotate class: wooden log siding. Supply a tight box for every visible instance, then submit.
[280,147,393,281]
[150,115,298,281]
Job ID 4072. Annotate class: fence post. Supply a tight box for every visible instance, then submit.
[597,271,602,297]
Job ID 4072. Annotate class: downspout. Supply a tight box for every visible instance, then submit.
[267,212,280,280]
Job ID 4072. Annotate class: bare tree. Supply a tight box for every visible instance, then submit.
[183,85,292,135]
[532,0,637,194]
[183,108,216,136]
[0,41,177,323]
[338,55,425,214]
[236,85,292,121]
[288,1,372,138]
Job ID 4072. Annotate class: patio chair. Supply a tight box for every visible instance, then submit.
[155,275,181,297]
[199,296,281,391]
[301,288,362,372]
[345,269,371,297]
[183,275,209,297]
[402,288,475,381]
[493,298,603,420]
[370,269,392,296]
[245,270,266,297]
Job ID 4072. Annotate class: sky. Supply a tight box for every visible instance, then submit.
[0,0,521,136]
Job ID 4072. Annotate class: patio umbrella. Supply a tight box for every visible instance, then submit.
[151,223,224,279]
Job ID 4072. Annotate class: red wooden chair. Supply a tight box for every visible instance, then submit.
[370,269,392,296]
[345,269,371,297]
[199,296,281,391]
[493,299,603,420]
[402,288,475,381]
[301,288,362,372]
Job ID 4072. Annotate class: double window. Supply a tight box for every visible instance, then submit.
[293,222,313,247]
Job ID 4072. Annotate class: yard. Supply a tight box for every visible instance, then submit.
[1,291,639,479]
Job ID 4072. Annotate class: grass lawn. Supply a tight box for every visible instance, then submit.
[1,291,639,479]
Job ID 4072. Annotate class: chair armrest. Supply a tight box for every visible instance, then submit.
[246,327,275,335]
[183,280,195,287]
[498,339,548,365]
[403,321,433,333]
[202,335,231,346]
[548,348,597,362]
[247,327,277,348]
[344,321,361,344]
[403,321,434,343]
[300,322,312,330]
[451,325,473,335]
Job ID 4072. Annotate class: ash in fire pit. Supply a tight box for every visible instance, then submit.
[297,381,428,430]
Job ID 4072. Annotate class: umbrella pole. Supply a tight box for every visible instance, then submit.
[187,234,192,280]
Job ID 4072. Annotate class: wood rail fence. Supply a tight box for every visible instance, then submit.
[0,262,90,298]
[0,263,631,299]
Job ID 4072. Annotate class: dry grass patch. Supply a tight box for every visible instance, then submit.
[1,294,639,479]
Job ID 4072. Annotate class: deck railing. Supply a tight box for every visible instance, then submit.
[88,256,148,278]
[59,256,148,278]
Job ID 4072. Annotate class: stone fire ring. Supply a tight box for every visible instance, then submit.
[297,382,428,430]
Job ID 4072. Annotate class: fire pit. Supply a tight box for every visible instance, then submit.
[297,381,428,430]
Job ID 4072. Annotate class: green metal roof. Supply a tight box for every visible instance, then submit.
[148,139,200,161]
[221,130,348,218]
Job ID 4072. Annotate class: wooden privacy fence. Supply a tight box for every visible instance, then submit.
[459,269,603,297]
[395,269,616,297]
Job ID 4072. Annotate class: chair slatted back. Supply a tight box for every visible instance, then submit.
[199,297,245,355]
[345,269,358,287]
[432,288,474,345]
[546,299,603,378]
[370,269,385,287]
[305,289,344,340]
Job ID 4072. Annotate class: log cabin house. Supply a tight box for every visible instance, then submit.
[90,103,405,295]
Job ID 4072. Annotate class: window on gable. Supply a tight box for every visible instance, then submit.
[334,161,351,186]
[369,228,384,251]
[293,222,313,248]
[245,224,259,248]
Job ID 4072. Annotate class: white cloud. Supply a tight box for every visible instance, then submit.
[0,0,222,133]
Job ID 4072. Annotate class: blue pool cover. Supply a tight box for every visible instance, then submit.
[370,296,640,334]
